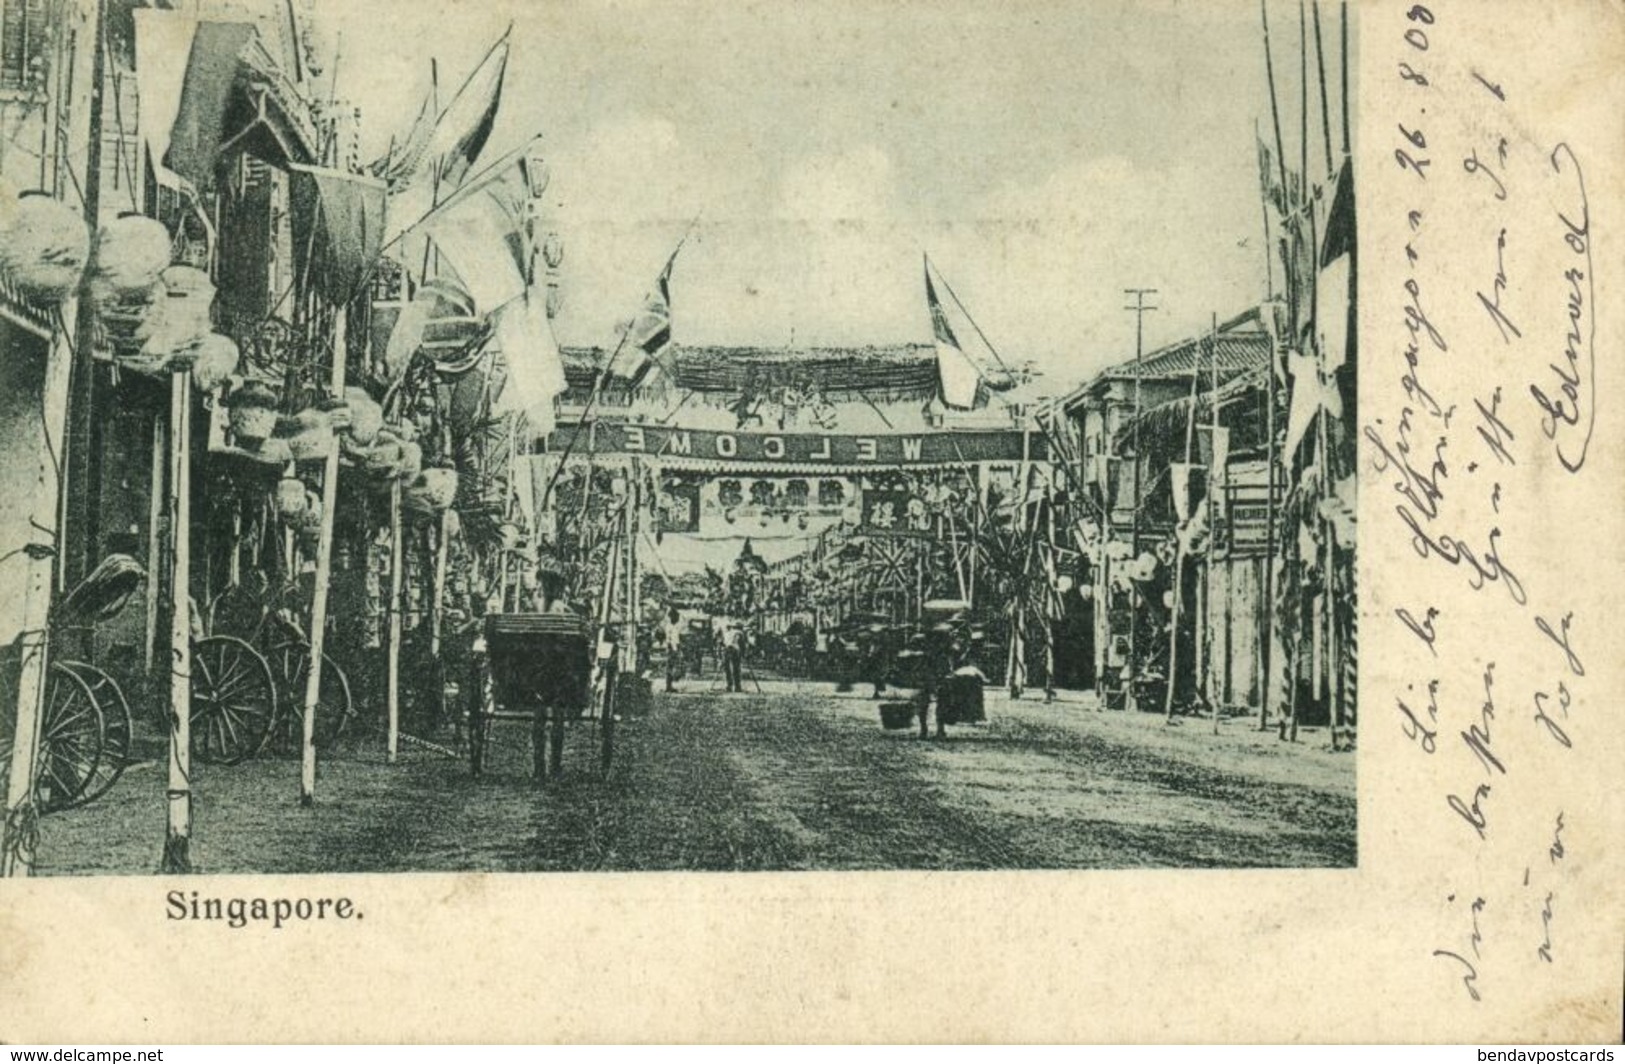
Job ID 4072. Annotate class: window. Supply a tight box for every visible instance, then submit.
[1,0,48,94]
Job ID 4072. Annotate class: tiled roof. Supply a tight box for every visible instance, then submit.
[561,343,938,395]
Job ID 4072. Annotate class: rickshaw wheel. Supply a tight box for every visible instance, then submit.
[0,662,105,814]
[269,643,352,754]
[55,661,133,806]
[190,635,276,765]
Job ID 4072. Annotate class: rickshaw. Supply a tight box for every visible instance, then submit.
[465,611,616,779]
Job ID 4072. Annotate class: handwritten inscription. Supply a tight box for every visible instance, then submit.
[1380,1,1597,1012]
[1532,145,1596,472]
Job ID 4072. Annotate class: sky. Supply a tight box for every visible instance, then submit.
[320,0,1348,397]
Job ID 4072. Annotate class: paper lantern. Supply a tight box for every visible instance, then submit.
[91,213,171,295]
[188,334,240,391]
[255,437,295,466]
[343,386,383,446]
[395,440,422,481]
[275,476,307,517]
[227,380,279,444]
[410,467,459,511]
[140,265,215,358]
[496,521,520,550]
[0,191,90,300]
[284,409,334,461]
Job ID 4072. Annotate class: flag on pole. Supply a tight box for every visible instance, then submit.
[377,29,511,244]
[618,245,681,382]
[924,257,982,409]
[429,29,510,189]
[492,288,566,434]
[423,158,531,312]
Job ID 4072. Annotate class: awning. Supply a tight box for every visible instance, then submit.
[289,163,388,303]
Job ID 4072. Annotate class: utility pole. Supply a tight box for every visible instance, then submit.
[1123,288,1157,711]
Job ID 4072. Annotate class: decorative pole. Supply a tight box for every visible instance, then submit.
[161,365,194,872]
[300,308,347,805]
[0,299,77,877]
[386,477,403,763]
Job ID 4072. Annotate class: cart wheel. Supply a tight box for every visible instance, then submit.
[190,635,276,765]
[0,662,106,813]
[55,662,133,806]
[269,643,353,754]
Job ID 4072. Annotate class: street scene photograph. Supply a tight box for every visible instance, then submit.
[0,0,1357,875]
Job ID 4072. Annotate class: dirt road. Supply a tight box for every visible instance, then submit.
[35,682,1355,874]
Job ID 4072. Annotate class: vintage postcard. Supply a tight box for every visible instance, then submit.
[0,0,1619,1044]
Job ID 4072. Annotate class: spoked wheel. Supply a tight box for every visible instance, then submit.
[0,662,106,813]
[55,661,134,806]
[190,635,277,765]
[269,642,353,754]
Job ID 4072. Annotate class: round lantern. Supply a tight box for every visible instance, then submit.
[343,386,383,446]
[284,409,334,462]
[395,440,423,481]
[188,334,240,391]
[255,437,295,466]
[410,467,459,511]
[226,380,279,444]
[275,476,307,517]
[91,213,171,296]
[496,521,521,551]
[0,190,90,300]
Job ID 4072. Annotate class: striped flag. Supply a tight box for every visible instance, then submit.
[617,246,681,382]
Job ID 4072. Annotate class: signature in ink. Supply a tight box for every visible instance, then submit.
[1531,143,1595,472]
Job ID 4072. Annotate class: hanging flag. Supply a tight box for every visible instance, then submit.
[492,288,566,434]
[376,30,511,245]
[924,258,982,409]
[618,244,682,382]
[1283,348,1343,461]
[1169,463,1207,523]
[423,159,531,312]
[163,21,259,189]
[430,30,510,189]
[287,164,388,303]
[1316,162,1356,373]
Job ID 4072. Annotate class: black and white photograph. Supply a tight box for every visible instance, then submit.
[0,0,1360,877]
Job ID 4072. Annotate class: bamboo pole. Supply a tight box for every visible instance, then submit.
[1042,470,1057,702]
[0,302,76,877]
[161,366,194,872]
[299,309,347,805]
[386,478,404,763]
[1209,312,1223,734]
[430,511,449,656]
[143,414,164,672]
[1163,325,1209,724]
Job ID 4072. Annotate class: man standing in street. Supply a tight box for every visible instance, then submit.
[722,620,745,693]
[664,606,683,693]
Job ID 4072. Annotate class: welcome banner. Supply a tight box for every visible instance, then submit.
[540,423,1046,467]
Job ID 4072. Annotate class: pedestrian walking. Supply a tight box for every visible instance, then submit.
[664,606,683,692]
[722,620,745,692]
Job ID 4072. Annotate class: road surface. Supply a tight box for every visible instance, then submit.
[35,681,1356,874]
